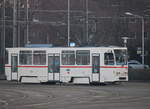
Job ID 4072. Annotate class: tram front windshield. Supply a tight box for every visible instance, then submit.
[114,49,128,65]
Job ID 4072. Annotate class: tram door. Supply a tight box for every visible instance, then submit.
[92,53,100,82]
[48,54,60,81]
[11,54,18,81]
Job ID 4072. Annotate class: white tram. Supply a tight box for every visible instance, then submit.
[5,46,128,84]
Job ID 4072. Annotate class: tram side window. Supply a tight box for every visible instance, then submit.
[76,50,90,65]
[62,51,75,65]
[33,51,46,65]
[19,51,32,65]
[104,53,114,65]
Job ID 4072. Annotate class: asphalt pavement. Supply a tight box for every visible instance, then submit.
[0,81,150,109]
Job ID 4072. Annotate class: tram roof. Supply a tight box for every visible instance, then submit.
[6,46,127,50]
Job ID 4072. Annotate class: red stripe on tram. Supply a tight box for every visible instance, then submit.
[60,66,92,68]
[5,65,128,69]
[100,66,128,68]
[17,66,48,68]
[60,66,128,69]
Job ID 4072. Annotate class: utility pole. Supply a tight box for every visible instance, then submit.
[26,0,29,44]
[18,0,20,47]
[141,17,145,65]
[1,0,6,75]
[67,0,70,46]
[3,0,6,64]
[86,0,89,44]
[13,0,17,47]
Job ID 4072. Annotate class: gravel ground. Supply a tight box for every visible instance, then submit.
[0,81,150,109]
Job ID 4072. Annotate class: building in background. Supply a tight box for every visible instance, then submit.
[0,0,150,73]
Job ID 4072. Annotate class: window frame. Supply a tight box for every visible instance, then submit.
[76,50,90,65]
[33,50,46,65]
[61,50,75,65]
[114,49,128,65]
[104,52,115,65]
[19,50,32,65]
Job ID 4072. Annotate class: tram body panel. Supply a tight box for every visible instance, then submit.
[18,67,48,82]
[5,47,128,83]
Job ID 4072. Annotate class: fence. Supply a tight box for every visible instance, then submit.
[128,68,150,81]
